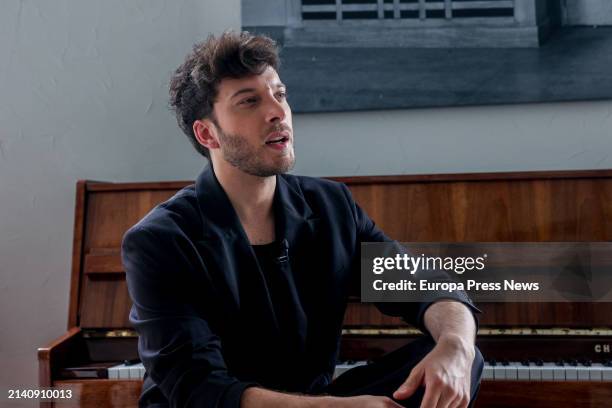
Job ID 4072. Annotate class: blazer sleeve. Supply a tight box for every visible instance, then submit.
[339,183,480,334]
[122,225,257,408]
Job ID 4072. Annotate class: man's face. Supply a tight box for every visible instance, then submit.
[209,66,294,177]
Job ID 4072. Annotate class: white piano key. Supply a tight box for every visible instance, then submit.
[577,366,590,381]
[553,365,566,381]
[493,366,506,380]
[139,364,146,378]
[129,364,142,379]
[529,363,542,381]
[517,366,530,380]
[589,364,603,381]
[107,365,120,379]
[541,363,555,381]
[602,366,612,381]
[541,367,554,380]
[117,364,130,379]
[483,365,494,380]
[565,366,578,381]
[504,364,518,380]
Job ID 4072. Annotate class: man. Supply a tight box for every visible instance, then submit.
[122,31,483,408]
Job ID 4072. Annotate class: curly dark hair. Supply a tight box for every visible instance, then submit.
[168,31,280,159]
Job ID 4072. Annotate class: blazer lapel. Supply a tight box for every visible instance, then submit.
[274,175,319,247]
[194,166,273,318]
[273,176,321,350]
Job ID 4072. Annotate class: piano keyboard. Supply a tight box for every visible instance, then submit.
[107,361,369,380]
[334,360,612,382]
[482,360,612,381]
[107,362,145,379]
[107,360,612,382]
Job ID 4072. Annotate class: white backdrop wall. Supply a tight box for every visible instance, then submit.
[1,0,612,404]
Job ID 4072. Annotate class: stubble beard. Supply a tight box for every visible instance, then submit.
[216,126,295,177]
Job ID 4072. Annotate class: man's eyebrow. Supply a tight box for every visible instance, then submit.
[230,88,256,99]
[229,83,286,100]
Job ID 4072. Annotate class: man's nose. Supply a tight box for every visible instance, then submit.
[264,94,286,123]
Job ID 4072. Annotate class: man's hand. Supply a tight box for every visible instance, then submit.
[392,334,475,408]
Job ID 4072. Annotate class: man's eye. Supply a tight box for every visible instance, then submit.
[277,91,287,100]
[240,97,257,105]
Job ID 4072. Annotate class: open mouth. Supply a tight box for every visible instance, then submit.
[265,135,289,145]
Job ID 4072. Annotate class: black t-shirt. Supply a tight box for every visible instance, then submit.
[251,241,297,346]
[247,241,317,390]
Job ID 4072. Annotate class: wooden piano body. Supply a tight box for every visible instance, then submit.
[38,169,612,407]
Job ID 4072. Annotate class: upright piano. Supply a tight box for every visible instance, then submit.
[38,170,612,407]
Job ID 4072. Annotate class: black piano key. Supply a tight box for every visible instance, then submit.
[521,359,530,366]
[535,359,544,367]
[501,359,509,366]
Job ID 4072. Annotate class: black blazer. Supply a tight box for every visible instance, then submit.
[122,165,474,408]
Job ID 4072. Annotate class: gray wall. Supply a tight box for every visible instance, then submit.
[0,0,239,401]
[1,0,612,402]
[292,101,612,177]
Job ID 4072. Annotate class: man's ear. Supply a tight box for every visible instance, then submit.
[193,118,221,150]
